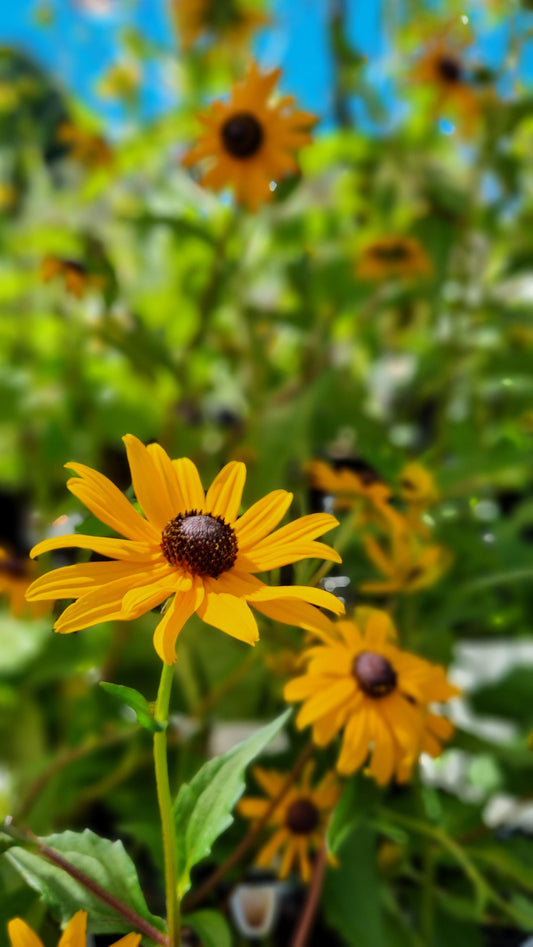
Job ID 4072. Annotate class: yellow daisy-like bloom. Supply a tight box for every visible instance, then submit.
[0,546,50,620]
[355,236,432,281]
[57,123,113,170]
[8,910,140,947]
[26,435,344,664]
[284,609,458,785]
[171,0,267,51]
[182,62,316,211]
[304,458,403,533]
[410,30,479,127]
[40,255,103,299]
[238,762,340,882]
[360,527,450,595]
[398,461,440,538]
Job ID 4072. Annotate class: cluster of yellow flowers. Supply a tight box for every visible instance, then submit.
[18,435,458,889]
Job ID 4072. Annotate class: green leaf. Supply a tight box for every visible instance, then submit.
[184,909,232,947]
[327,772,381,856]
[100,681,165,733]
[469,668,533,726]
[174,709,291,896]
[323,823,384,947]
[4,829,165,934]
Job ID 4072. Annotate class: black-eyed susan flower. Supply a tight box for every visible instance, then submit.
[410,27,480,127]
[182,62,316,211]
[40,255,101,298]
[57,122,113,170]
[0,546,50,620]
[304,458,403,533]
[238,762,340,882]
[355,236,432,281]
[360,528,450,595]
[8,911,140,947]
[171,0,267,51]
[398,461,440,537]
[26,435,344,664]
[284,609,458,785]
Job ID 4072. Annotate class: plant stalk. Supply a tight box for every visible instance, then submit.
[154,661,180,946]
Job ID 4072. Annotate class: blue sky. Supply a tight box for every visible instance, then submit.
[0,1,531,133]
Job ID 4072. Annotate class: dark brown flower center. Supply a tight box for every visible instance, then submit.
[437,56,463,84]
[285,798,320,835]
[372,242,411,263]
[353,651,397,698]
[221,112,264,159]
[0,556,27,578]
[161,511,238,578]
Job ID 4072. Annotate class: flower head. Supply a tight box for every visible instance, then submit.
[57,122,113,169]
[356,236,432,281]
[27,435,344,664]
[183,62,316,211]
[8,910,140,947]
[40,255,103,299]
[409,25,480,127]
[238,762,340,882]
[361,528,450,595]
[305,458,403,533]
[0,546,50,620]
[284,609,458,785]
[171,0,267,51]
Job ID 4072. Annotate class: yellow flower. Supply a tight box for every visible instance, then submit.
[40,255,103,299]
[8,910,140,947]
[284,609,458,785]
[360,528,450,595]
[57,123,113,170]
[304,458,402,533]
[182,62,316,211]
[0,546,50,620]
[27,435,344,664]
[399,462,439,508]
[355,236,432,281]
[238,762,340,882]
[171,0,267,51]
[410,28,480,127]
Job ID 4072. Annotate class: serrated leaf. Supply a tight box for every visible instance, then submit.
[4,829,165,935]
[100,681,165,733]
[185,909,232,947]
[174,709,291,896]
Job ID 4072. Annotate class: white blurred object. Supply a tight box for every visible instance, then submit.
[208,721,288,759]
[229,878,283,939]
[73,0,113,16]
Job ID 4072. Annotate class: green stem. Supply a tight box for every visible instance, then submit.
[154,661,180,947]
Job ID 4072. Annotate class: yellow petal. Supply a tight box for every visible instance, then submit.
[255,828,288,867]
[245,540,341,571]
[249,584,344,613]
[337,708,371,775]
[110,936,142,947]
[205,461,246,522]
[123,434,176,531]
[253,597,341,636]
[58,911,87,947]
[66,462,156,543]
[368,713,396,786]
[296,678,355,729]
[147,442,189,519]
[238,798,270,819]
[234,490,293,549]
[7,919,44,947]
[197,586,259,645]
[30,534,151,562]
[54,572,145,634]
[171,457,205,511]
[26,559,155,601]
[153,580,204,664]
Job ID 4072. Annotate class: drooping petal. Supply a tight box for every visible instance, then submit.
[66,462,157,543]
[197,586,259,645]
[252,597,341,637]
[26,559,157,601]
[54,572,151,634]
[296,678,355,729]
[153,580,205,664]
[367,713,396,786]
[337,708,371,775]
[123,434,177,530]
[205,461,246,522]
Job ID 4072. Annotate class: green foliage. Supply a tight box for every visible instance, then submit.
[100,682,166,733]
[4,829,165,934]
[184,909,233,947]
[174,709,291,895]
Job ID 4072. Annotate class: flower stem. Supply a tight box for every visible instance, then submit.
[290,842,327,947]
[154,661,180,947]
